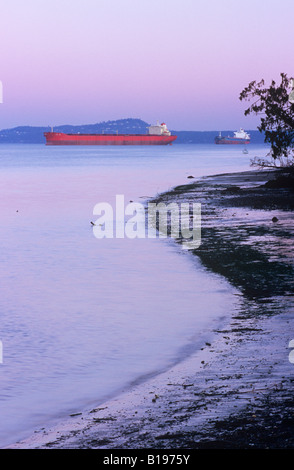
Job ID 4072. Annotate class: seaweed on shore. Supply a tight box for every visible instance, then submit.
[150,169,294,301]
[193,226,294,299]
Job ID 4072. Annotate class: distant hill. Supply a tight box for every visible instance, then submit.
[0,119,150,144]
[0,118,266,144]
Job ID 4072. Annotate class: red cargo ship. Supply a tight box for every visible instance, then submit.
[44,122,177,146]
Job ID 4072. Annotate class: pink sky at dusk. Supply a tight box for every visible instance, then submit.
[0,0,292,131]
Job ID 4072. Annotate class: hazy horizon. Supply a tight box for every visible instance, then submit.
[0,117,264,133]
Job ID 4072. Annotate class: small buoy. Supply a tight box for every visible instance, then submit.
[272,217,278,223]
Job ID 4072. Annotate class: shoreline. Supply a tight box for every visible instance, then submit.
[7,167,294,449]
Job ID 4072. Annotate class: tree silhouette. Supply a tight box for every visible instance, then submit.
[240,73,294,167]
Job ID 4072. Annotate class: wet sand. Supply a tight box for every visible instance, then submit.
[7,168,294,449]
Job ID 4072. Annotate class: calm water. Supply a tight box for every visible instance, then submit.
[0,143,269,446]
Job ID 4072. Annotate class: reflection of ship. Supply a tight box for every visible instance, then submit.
[44,122,177,146]
[215,128,250,145]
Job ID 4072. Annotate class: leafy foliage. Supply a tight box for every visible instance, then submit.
[240,73,294,167]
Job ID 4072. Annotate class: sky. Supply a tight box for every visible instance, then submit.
[0,0,292,131]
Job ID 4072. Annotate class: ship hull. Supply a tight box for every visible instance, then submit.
[215,137,250,145]
[44,132,177,146]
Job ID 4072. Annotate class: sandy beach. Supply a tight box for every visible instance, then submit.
[7,167,294,449]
